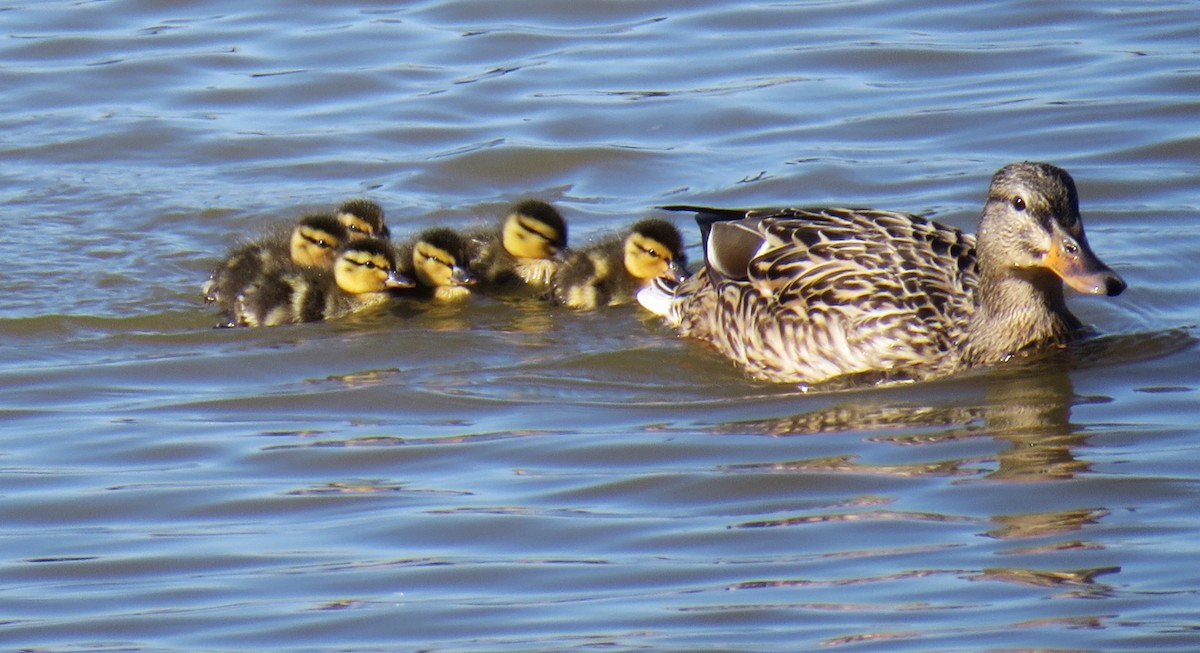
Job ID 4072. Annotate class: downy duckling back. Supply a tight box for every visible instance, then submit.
[231,238,412,327]
[551,218,686,309]
[204,213,348,314]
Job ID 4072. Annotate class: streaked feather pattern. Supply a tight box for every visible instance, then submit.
[654,163,1126,388]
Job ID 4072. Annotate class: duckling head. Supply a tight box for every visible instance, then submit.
[412,227,479,288]
[333,238,413,294]
[336,199,390,240]
[501,199,568,260]
[289,213,350,269]
[623,218,688,283]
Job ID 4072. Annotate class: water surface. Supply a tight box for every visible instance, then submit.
[2,1,1199,651]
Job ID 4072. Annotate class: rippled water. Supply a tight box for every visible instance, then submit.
[3,1,1199,651]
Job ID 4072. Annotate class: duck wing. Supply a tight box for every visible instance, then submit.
[666,206,980,385]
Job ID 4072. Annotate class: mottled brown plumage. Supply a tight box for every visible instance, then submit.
[644,162,1125,387]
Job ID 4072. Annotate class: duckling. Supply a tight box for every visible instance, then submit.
[395,227,479,301]
[337,198,390,240]
[641,162,1126,387]
[203,213,349,313]
[230,238,412,327]
[550,218,687,310]
[465,199,568,292]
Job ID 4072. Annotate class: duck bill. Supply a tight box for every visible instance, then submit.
[450,265,478,286]
[1042,229,1126,297]
[664,259,689,283]
[385,269,415,289]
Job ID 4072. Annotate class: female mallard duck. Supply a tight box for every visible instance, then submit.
[551,218,688,309]
[395,227,479,301]
[203,213,349,312]
[465,199,568,292]
[639,162,1126,388]
[337,198,390,240]
[229,238,412,327]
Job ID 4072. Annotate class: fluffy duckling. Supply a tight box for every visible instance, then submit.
[550,218,687,310]
[337,198,390,240]
[203,213,349,312]
[395,227,479,301]
[230,238,412,327]
[465,199,568,292]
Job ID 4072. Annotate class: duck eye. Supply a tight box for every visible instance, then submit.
[1012,196,1026,212]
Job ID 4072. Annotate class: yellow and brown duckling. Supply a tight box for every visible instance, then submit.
[228,237,412,327]
[203,212,349,313]
[551,218,687,310]
[639,161,1126,388]
[465,199,568,292]
[336,198,390,240]
[395,227,479,301]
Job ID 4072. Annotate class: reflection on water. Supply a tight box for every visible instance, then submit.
[714,329,1196,480]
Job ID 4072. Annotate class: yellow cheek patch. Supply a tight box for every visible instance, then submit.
[414,244,458,287]
[291,227,343,267]
[624,236,675,279]
[504,216,561,259]
[337,214,375,239]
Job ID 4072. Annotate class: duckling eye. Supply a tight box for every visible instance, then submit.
[1012,196,1026,212]
[301,233,332,248]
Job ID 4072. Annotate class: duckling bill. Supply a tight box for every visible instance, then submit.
[642,162,1125,387]
[551,218,687,310]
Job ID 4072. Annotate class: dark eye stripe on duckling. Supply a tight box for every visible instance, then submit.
[299,228,339,249]
[416,244,456,269]
[638,242,667,260]
[345,255,381,270]
[517,218,560,243]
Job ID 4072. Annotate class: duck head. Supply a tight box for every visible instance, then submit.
[977,162,1125,297]
[501,199,568,260]
[412,228,478,288]
[289,213,349,269]
[333,238,412,294]
[623,218,688,283]
[336,199,390,240]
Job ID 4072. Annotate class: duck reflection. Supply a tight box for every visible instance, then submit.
[712,360,1092,482]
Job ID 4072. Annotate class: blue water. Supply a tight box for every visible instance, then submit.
[1,1,1199,651]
